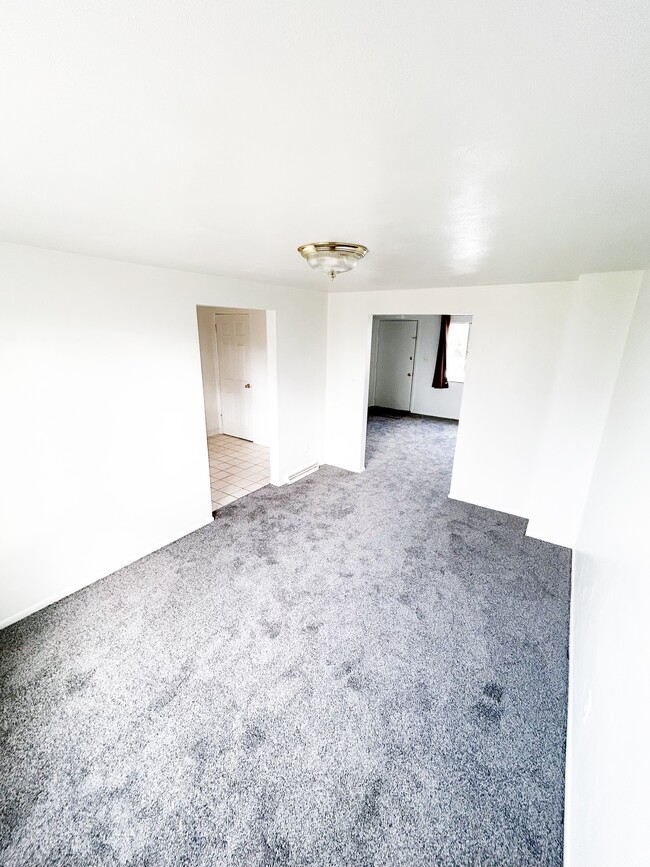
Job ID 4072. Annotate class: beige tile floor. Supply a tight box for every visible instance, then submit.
[208,434,270,510]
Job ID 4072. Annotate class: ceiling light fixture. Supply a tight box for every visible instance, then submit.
[297,241,368,281]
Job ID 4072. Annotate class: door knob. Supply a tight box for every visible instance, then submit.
[244,383,251,388]
[407,373,411,377]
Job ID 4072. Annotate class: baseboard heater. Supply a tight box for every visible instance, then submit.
[288,463,319,483]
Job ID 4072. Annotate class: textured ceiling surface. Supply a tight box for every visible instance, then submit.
[1,0,649,291]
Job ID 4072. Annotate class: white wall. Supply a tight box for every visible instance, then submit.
[367,315,465,420]
[326,282,574,518]
[326,275,641,534]
[564,269,650,867]
[367,317,380,407]
[410,316,465,420]
[0,243,327,627]
[526,272,641,547]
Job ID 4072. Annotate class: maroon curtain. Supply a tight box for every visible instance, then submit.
[432,314,450,389]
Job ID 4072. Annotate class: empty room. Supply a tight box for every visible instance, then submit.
[1,3,648,866]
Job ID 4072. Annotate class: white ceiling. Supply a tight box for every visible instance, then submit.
[1,1,649,292]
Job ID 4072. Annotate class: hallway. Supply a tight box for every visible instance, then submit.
[0,417,570,866]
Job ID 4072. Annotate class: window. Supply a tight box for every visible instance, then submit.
[446,318,471,383]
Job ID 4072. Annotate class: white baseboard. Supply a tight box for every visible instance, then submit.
[0,515,213,630]
[563,550,578,867]
[525,519,573,548]
[206,427,221,437]
[325,460,365,474]
[0,590,81,631]
[447,488,528,519]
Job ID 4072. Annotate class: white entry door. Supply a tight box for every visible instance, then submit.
[215,315,252,439]
[374,319,418,410]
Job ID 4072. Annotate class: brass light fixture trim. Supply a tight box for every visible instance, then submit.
[297,241,369,280]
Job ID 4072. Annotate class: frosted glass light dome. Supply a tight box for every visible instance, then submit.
[298,242,368,280]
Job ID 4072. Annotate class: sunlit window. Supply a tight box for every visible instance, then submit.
[446,319,471,383]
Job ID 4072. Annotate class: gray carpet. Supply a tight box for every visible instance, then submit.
[0,417,570,866]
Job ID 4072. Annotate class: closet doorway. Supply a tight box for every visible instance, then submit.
[197,306,274,513]
[215,313,253,440]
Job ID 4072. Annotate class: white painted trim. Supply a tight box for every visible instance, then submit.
[265,310,281,487]
[563,549,578,867]
[447,489,529,520]
[525,519,571,548]
[327,459,365,475]
[211,312,223,430]
[0,517,214,630]
[359,314,374,467]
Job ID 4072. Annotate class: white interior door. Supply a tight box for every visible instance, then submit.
[374,320,418,410]
[215,314,252,439]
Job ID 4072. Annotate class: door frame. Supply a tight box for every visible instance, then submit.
[360,311,473,474]
[200,305,280,488]
[370,317,419,411]
[214,312,253,441]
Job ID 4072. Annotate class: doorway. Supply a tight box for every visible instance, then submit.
[368,315,471,419]
[373,319,418,411]
[366,313,472,468]
[197,306,275,512]
[215,313,253,440]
